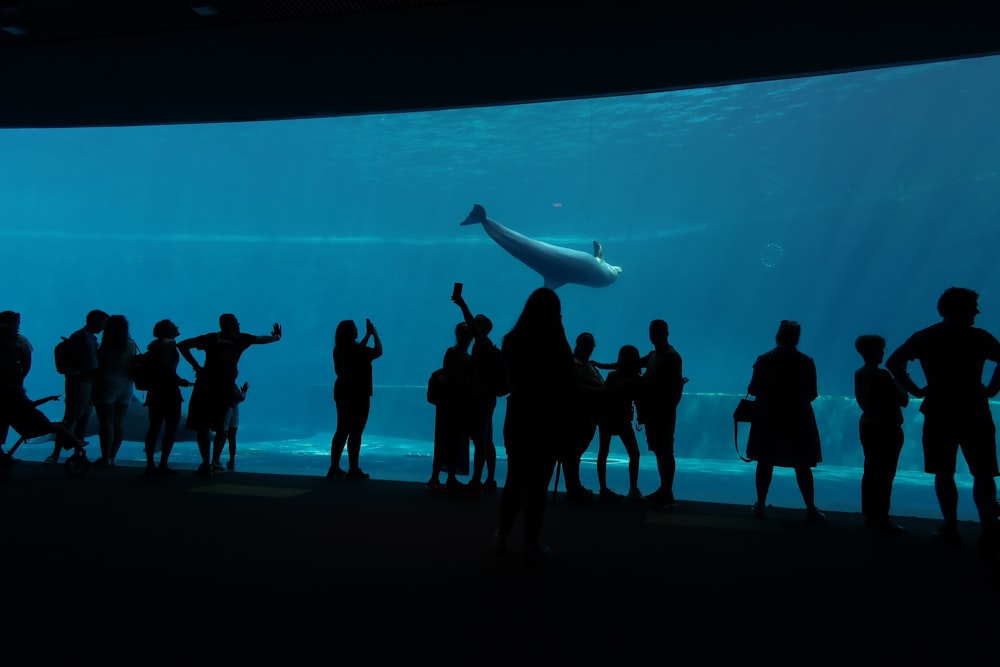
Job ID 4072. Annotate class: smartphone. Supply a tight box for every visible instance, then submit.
[452,282,463,298]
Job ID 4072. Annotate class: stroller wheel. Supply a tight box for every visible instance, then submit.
[65,451,91,476]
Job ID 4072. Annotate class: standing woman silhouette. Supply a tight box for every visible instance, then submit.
[495,287,578,565]
[329,318,382,480]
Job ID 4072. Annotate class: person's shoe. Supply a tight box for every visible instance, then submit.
[143,465,158,478]
[806,506,826,523]
[225,460,235,471]
[425,479,447,492]
[326,466,346,479]
[751,502,766,519]
[195,463,214,477]
[650,490,677,510]
[43,455,58,466]
[466,480,484,494]
[599,488,624,503]
[626,488,645,502]
[211,462,226,473]
[483,479,498,494]
[345,468,370,480]
[932,522,962,547]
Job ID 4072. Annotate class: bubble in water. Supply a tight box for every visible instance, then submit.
[760,242,784,269]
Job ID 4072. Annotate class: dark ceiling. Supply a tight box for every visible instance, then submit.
[2,1,1000,128]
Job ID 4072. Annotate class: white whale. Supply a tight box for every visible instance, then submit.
[460,204,621,290]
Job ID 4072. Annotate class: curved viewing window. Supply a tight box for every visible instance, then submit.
[2,54,999,520]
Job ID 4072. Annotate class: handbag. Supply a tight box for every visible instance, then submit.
[732,393,754,462]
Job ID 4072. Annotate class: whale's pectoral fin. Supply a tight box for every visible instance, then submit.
[593,241,604,260]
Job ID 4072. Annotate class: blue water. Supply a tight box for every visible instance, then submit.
[4,55,1000,522]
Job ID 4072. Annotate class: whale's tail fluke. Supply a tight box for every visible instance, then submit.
[460,203,488,226]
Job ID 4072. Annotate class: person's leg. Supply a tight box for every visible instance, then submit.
[794,465,816,508]
[496,447,526,549]
[484,402,498,486]
[94,402,112,463]
[108,400,128,463]
[754,462,774,514]
[195,428,212,474]
[329,398,349,475]
[596,429,611,492]
[158,404,181,472]
[622,428,642,497]
[211,427,226,467]
[522,446,558,563]
[346,397,370,477]
[226,428,238,468]
[144,403,164,471]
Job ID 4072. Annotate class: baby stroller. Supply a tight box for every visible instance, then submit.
[0,392,90,479]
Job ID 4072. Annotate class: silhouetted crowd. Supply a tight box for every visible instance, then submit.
[2,284,1000,567]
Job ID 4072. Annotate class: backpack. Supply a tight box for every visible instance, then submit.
[426,368,446,406]
[132,350,152,391]
[53,336,75,375]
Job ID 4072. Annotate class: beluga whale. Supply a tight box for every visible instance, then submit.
[460,204,621,290]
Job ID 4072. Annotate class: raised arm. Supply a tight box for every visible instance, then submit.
[253,322,282,345]
[451,293,486,343]
[365,319,383,360]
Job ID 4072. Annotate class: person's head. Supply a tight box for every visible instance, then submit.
[86,309,110,333]
[649,319,670,347]
[854,334,885,365]
[153,319,180,339]
[617,344,641,375]
[474,314,493,337]
[575,332,596,358]
[937,287,979,326]
[455,322,472,348]
[103,314,130,346]
[334,320,358,346]
[775,320,801,348]
[511,287,563,337]
[0,310,20,332]
[219,313,240,334]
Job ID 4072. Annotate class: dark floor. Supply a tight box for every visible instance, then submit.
[1,459,997,659]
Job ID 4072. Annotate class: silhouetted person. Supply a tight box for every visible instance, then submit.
[178,314,282,477]
[886,287,1000,556]
[495,287,578,565]
[746,320,824,521]
[93,314,139,467]
[215,380,248,471]
[328,318,382,480]
[637,319,687,509]
[452,291,503,494]
[854,334,909,534]
[597,344,644,502]
[0,322,85,454]
[427,321,472,491]
[564,332,611,503]
[142,319,192,476]
[0,311,34,448]
[46,309,108,465]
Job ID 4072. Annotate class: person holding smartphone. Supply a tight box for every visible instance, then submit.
[328,317,383,480]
